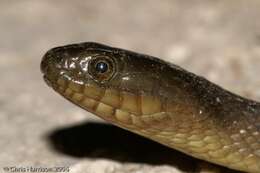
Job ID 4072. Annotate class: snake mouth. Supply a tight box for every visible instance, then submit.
[43,75,53,88]
[47,73,169,130]
[49,75,133,125]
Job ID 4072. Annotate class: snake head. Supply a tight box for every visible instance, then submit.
[41,42,201,130]
[41,42,168,121]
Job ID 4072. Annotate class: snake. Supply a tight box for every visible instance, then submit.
[41,42,260,173]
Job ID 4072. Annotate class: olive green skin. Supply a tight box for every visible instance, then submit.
[41,42,260,173]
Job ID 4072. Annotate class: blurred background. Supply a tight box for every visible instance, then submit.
[1,1,260,173]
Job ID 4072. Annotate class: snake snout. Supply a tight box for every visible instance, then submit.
[41,52,50,75]
[41,47,66,75]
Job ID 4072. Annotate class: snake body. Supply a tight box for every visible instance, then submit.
[41,42,260,172]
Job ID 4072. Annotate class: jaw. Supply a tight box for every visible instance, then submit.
[44,73,170,130]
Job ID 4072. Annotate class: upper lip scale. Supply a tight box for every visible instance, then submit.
[43,75,52,87]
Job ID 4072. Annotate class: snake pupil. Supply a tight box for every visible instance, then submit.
[95,61,108,73]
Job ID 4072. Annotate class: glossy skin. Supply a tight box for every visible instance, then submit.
[41,42,260,172]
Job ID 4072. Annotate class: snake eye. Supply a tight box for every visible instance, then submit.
[88,56,115,82]
[95,61,108,73]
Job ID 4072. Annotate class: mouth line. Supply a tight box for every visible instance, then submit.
[42,73,159,129]
[43,75,54,88]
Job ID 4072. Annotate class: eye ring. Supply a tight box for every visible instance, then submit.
[88,56,116,83]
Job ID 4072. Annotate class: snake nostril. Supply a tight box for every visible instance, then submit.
[41,48,58,74]
[41,49,57,75]
[41,47,69,74]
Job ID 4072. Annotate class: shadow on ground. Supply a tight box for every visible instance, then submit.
[47,121,241,173]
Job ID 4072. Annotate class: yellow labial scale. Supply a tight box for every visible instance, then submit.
[123,124,136,130]
[216,157,229,165]
[96,103,114,117]
[121,92,139,114]
[57,78,67,87]
[115,109,132,124]
[177,128,191,134]
[194,153,209,160]
[189,146,209,153]
[244,155,260,172]
[141,116,154,124]
[151,112,169,121]
[208,148,230,158]
[225,152,242,163]
[188,134,204,141]
[170,137,187,144]
[158,131,176,137]
[220,138,233,146]
[101,89,121,108]
[250,166,260,173]
[230,162,248,172]
[138,128,153,135]
[81,97,98,109]
[174,133,189,139]
[134,130,152,138]
[169,142,187,150]
[143,128,160,134]
[84,84,104,100]
[206,142,222,150]
[154,133,169,139]
[69,81,83,92]
[203,135,219,144]
[204,130,216,136]
[154,134,170,142]
[244,154,258,166]
[64,88,73,97]
[72,93,84,102]
[141,112,168,125]
[131,115,147,128]
[222,145,234,155]
[190,129,202,135]
[141,95,161,114]
[188,141,206,148]
[238,148,250,156]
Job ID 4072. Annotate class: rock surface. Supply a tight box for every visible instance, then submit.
[1,1,260,173]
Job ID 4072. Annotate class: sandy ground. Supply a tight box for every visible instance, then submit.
[1,1,260,173]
